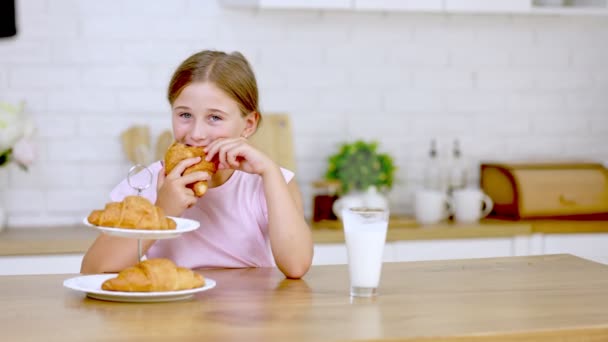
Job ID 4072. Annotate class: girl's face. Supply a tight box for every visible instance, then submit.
[171,81,257,147]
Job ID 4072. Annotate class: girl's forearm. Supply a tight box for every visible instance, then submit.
[262,166,313,279]
[80,235,156,274]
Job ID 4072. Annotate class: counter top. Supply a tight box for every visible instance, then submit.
[312,217,532,243]
[0,225,96,256]
[1,217,608,257]
[1,254,608,341]
[528,219,608,234]
[312,216,608,242]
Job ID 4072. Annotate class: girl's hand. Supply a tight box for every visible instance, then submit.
[156,157,210,216]
[204,137,274,176]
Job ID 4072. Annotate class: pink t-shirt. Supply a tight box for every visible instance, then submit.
[109,161,294,269]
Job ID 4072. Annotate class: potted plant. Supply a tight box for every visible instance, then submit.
[325,140,396,217]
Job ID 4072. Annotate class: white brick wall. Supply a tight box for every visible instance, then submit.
[1,0,607,227]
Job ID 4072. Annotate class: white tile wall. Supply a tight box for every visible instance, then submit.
[1,0,608,227]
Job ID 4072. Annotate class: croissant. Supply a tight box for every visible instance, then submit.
[102,258,205,292]
[87,195,176,230]
[164,141,219,197]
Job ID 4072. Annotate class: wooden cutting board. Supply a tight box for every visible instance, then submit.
[249,114,296,172]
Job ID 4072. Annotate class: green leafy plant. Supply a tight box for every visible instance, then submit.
[325,140,396,194]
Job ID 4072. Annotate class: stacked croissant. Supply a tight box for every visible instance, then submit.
[164,141,219,197]
[85,141,218,293]
[87,141,217,231]
[102,258,205,292]
[87,195,176,230]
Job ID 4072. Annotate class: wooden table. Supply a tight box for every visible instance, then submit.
[2,254,608,341]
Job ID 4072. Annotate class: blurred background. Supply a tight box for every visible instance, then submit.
[1,0,607,227]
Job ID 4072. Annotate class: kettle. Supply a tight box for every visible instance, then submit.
[332,186,389,219]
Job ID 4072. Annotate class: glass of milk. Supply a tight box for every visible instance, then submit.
[342,207,389,297]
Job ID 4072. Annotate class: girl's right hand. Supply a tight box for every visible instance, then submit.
[155,157,210,217]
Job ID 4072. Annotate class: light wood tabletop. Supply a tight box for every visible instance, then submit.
[1,254,608,341]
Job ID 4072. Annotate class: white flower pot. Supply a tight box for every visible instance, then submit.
[332,186,389,219]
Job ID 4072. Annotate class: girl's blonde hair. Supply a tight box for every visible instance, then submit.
[168,50,260,122]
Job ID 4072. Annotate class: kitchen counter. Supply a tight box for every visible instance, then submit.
[312,217,531,243]
[1,217,608,256]
[0,225,96,256]
[528,219,608,234]
[1,254,608,341]
[312,216,608,242]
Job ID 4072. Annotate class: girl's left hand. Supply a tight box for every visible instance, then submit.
[204,137,274,176]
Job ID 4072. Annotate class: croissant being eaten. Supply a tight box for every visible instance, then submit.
[87,195,176,230]
[164,141,219,197]
[102,258,205,292]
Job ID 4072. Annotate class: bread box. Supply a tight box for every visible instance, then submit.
[480,162,608,220]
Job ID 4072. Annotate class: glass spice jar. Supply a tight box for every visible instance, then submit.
[311,180,341,222]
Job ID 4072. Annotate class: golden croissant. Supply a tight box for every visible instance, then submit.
[164,141,219,197]
[87,195,176,230]
[102,258,205,292]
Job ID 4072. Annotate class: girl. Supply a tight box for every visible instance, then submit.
[81,50,313,279]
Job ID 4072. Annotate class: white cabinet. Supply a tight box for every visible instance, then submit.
[2,234,606,274]
[313,243,396,265]
[444,0,530,13]
[313,238,513,265]
[531,0,608,14]
[393,238,513,262]
[0,254,84,275]
[218,0,608,15]
[314,233,608,266]
[354,0,442,12]
[313,243,348,265]
[219,0,352,10]
[543,233,608,264]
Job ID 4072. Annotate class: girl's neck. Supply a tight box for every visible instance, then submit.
[208,169,235,188]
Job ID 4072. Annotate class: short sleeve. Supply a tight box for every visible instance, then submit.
[259,167,296,221]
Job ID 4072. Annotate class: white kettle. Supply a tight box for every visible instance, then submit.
[332,186,389,219]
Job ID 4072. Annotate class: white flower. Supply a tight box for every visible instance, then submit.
[12,138,35,168]
[0,101,36,170]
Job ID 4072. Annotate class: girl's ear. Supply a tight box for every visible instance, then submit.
[242,111,259,138]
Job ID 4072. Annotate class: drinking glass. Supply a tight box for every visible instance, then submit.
[342,207,389,297]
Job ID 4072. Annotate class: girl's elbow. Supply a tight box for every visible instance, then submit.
[80,259,102,274]
[283,264,310,279]
[80,263,96,274]
[80,256,111,274]
[282,255,313,279]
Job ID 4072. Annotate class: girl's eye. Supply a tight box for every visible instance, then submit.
[209,115,222,122]
[179,112,192,119]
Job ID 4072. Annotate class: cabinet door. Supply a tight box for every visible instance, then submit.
[354,0,442,11]
[393,238,514,262]
[262,0,351,9]
[543,234,608,265]
[444,0,530,13]
[313,243,396,265]
[220,0,352,10]
[313,244,347,265]
[0,254,84,275]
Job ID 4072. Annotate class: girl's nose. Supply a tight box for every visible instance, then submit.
[189,119,208,143]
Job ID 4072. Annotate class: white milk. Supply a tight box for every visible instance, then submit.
[344,222,387,288]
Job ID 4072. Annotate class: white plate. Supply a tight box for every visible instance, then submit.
[63,274,216,303]
[83,216,200,239]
